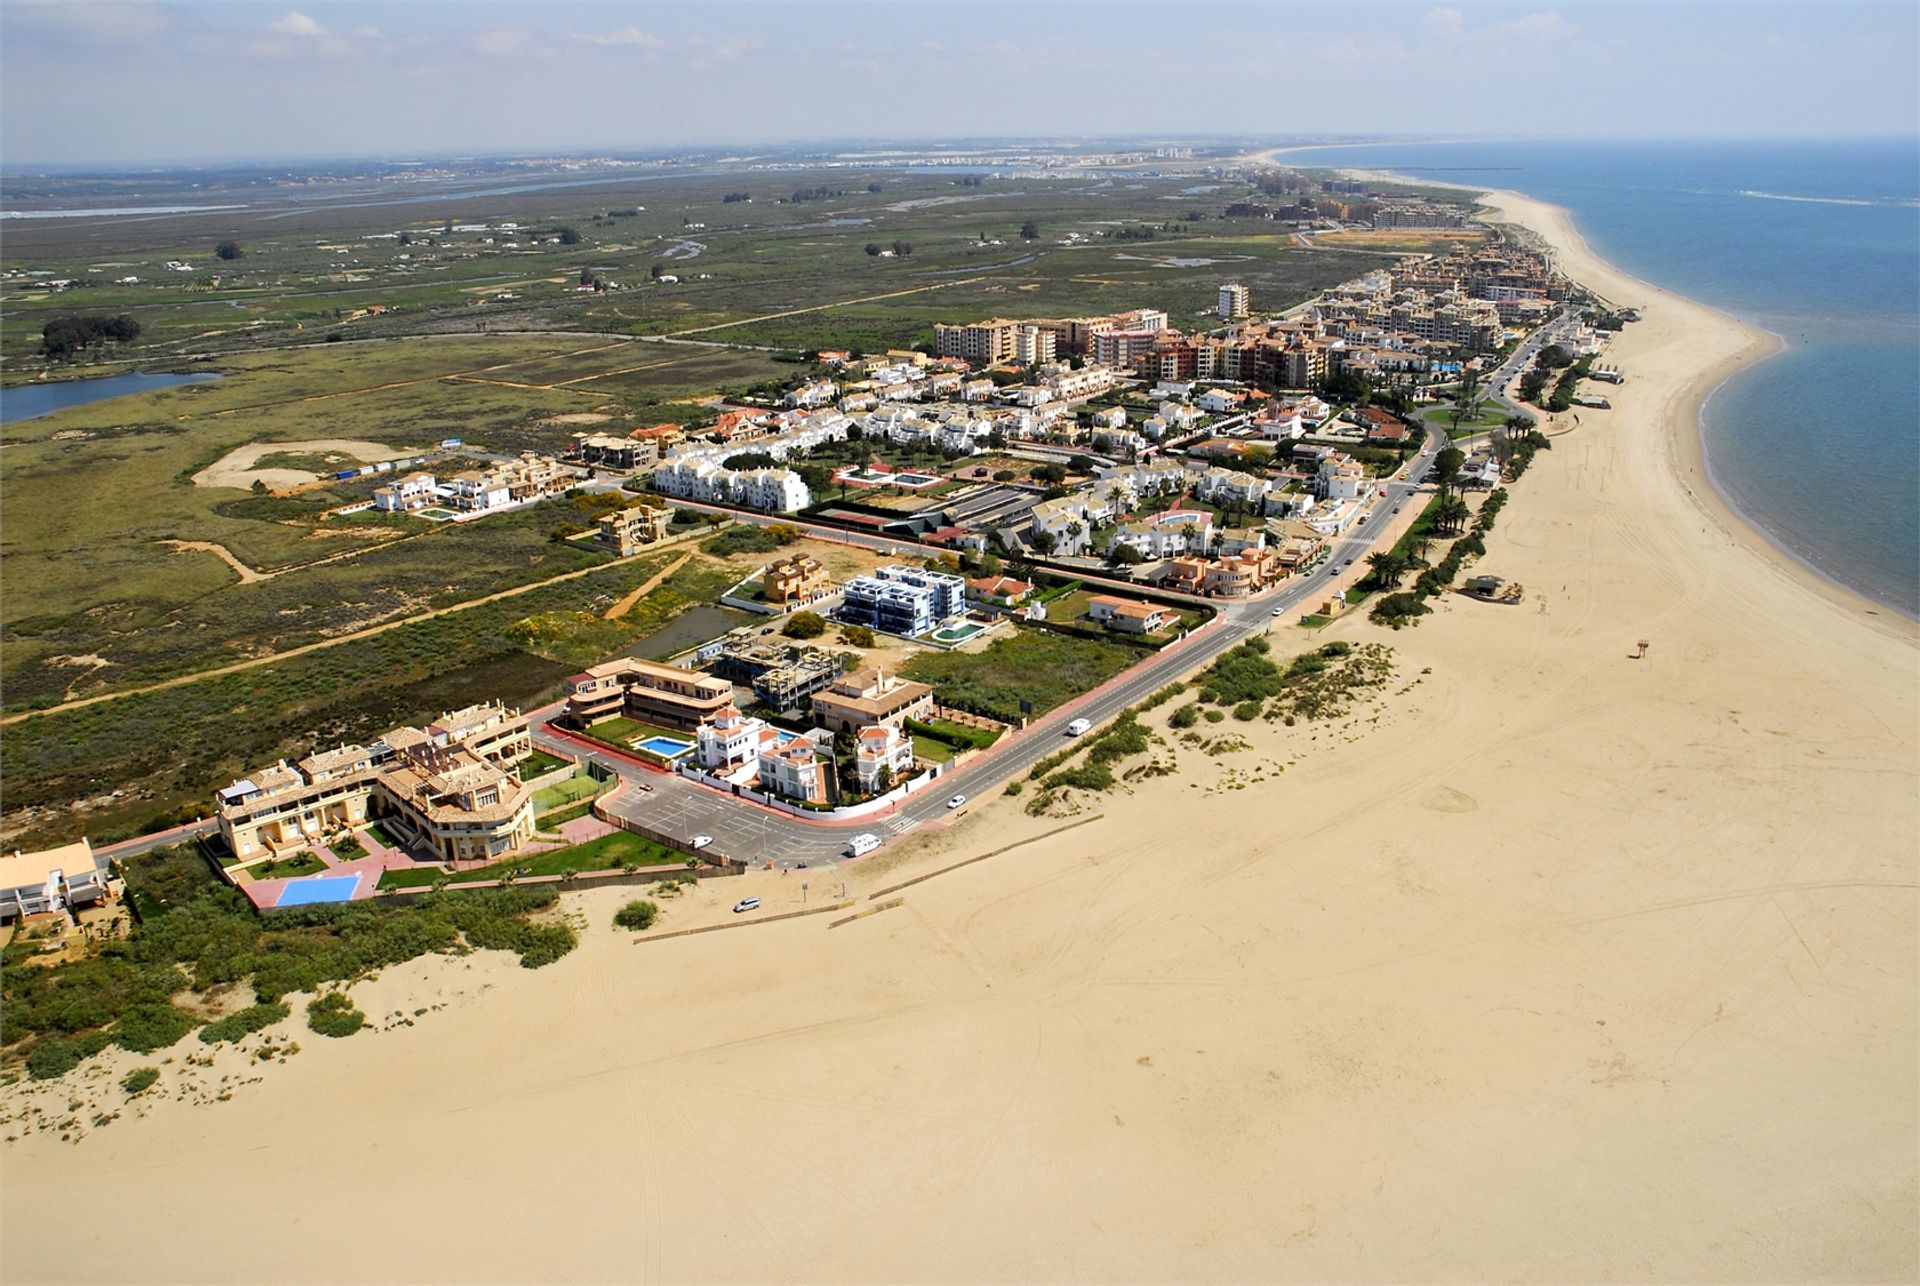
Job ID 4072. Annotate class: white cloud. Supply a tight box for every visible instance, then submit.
[470,27,534,56]
[570,26,664,49]
[269,11,324,38]
[1423,6,1465,42]
[355,26,380,40]
[1489,11,1577,46]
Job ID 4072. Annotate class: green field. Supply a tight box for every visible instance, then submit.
[901,626,1134,723]
[0,552,733,850]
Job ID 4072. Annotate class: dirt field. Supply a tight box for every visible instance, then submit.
[189,438,409,491]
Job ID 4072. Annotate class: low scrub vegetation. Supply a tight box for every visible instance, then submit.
[2,844,575,1081]
[198,1002,290,1045]
[306,992,365,1038]
[613,900,659,931]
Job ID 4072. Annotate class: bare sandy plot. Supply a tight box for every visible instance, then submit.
[156,539,266,584]
[189,438,408,491]
[4,194,1915,1284]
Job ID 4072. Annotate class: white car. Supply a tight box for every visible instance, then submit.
[1270,607,1284,617]
[947,794,967,810]
[732,897,760,914]
[690,834,713,850]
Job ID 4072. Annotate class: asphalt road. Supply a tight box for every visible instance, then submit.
[543,427,1446,870]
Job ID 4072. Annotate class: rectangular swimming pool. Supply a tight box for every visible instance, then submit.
[634,735,694,758]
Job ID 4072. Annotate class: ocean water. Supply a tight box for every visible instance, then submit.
[1280,138,1920,617]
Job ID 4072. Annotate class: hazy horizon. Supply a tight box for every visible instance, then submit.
[5,1,1917,167]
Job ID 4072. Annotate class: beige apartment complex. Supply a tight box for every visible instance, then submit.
[567,656,734,730]
[811,668,935,734]
[764,554,831,606]
[597,502,672,556]
[215,702,537,865]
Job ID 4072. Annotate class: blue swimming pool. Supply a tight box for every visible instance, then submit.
[274,874,361,907]
[634,735,693,758]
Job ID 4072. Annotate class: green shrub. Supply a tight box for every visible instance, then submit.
[613,900,659,931]
[114,1002,197,1054]
[121,1066,160,1095]
[1168,703,1200,729]
[1233,700,1263,721]
[1203,709,1225,723]
[26,1031,113,1081]
[702,525,779,557]
[1004,781,1023,796]
[307,992,366,1038]
[199,1002,290,1045]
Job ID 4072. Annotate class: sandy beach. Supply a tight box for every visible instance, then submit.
[5,193,1916,1283]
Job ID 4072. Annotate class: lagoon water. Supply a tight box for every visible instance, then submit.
[0,370,221,424]
[1282,138,1920,617]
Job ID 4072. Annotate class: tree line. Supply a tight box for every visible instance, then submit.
[40,313,141,360]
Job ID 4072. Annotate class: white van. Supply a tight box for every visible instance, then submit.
[846,833,881,858]
[1066,718,1092,737]
[732,897,761,914]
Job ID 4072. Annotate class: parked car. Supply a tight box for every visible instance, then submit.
[690,834,713,850]
[732,897,760,914]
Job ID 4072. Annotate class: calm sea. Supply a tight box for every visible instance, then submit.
[1281,138,1920,617]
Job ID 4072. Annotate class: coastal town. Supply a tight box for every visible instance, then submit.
[3,1,1916,1274]
[4,206,1605,923]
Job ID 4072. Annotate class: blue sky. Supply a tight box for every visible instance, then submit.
[4,1,1916,165]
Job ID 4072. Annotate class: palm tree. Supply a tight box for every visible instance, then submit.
[1435,496,1471,536]
[1366,549,1409,588]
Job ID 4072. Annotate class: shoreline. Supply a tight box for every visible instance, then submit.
[1344,166,1916,627]
[4,169,1915,1283]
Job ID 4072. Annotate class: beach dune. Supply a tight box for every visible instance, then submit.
[4,192,1915,1284]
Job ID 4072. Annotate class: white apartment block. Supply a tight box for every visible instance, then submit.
[1218,282,1250,319]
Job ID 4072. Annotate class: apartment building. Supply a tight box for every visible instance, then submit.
[651,458,812,512]
[838,564,967,637]
[372,471,438,513]
[572,433,661,473]
[1086,596,1174,634]
[215,702,537,865]
[1092,328,1163,370]
[597,502,672,556]
[1,839,112,923]
[784,380,840,408]
[1108,509,1215,559]
[757,734,834,805]
[1316,452,1369,501]
[855,724,916,794]
[566,656,734,730]
[695,704,780,774]
[1013,325,1057,366]
[934,319,1019,364]
[811,668,935,734]
[764,554,830,607]
[1218,282,1250,319]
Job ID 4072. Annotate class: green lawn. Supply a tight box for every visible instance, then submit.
[912,736,956,764]
[584,715,689,746]
[517,749,571,780]
[247,852,328,880]
[375,830,689,890]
